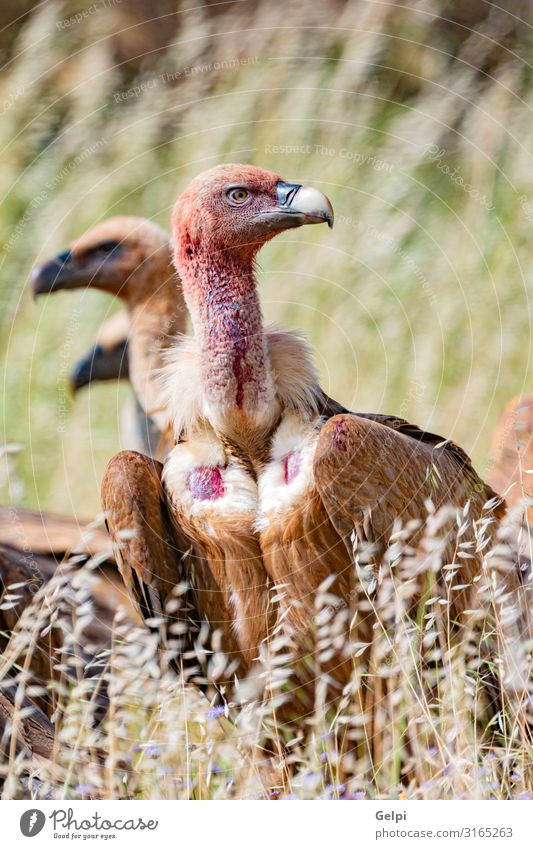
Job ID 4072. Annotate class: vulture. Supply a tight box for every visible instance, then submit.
[102,164,507,696]
[489,394,533,523]
[32,216,188,459]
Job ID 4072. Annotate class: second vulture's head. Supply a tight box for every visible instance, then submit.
[31,216,172,306]
[172,163,333,271]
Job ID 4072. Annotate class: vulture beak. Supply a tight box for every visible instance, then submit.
[31,250,81,297]
[70,341,129,393]
[252,182,334,231]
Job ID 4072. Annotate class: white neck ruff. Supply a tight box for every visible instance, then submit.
[158,325,323,441]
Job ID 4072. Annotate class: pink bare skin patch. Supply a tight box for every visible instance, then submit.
[283,450,301,484]
[188,466,225,500]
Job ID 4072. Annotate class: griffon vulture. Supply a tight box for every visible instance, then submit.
[102,165,506,688]
[31,216,187,459]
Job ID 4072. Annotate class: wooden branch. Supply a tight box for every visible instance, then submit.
[0,686,55,760]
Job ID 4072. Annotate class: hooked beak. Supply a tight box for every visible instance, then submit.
[251,181,334,232]
[31,250,81,297]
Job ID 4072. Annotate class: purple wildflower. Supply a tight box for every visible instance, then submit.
[303,772,320,788]
[75,784,93,796]
[326,783,346,796]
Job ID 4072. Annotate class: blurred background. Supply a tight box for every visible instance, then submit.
[1,0,532,517]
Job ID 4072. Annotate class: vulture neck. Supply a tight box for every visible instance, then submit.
[179,248,275,434]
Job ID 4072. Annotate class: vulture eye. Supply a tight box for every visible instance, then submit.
[96,240,121,254]
[79,240,122,262]
[226,187,250,206]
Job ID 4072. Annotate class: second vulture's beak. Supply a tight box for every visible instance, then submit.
[252,182,334,232]
[31,250,80,297]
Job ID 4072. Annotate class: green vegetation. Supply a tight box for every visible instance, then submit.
[2,1,533,512]
[0,0,532,800]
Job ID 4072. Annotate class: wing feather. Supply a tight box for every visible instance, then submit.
[101,451,191,625]
[313,413,502,579]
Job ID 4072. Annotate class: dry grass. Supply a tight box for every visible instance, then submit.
[1,0,533,800]
[1,503,532,800]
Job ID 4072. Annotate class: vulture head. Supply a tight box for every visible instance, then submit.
[31,216,171,305]
[172,163,333,270]
[166,164,333,425]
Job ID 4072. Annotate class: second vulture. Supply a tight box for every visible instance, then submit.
[32,216,187,460]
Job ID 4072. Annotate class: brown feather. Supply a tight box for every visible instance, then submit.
[166,496,271,671]
[314,413,509,619]
[101,451,186,619]
[101,450,205,686]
